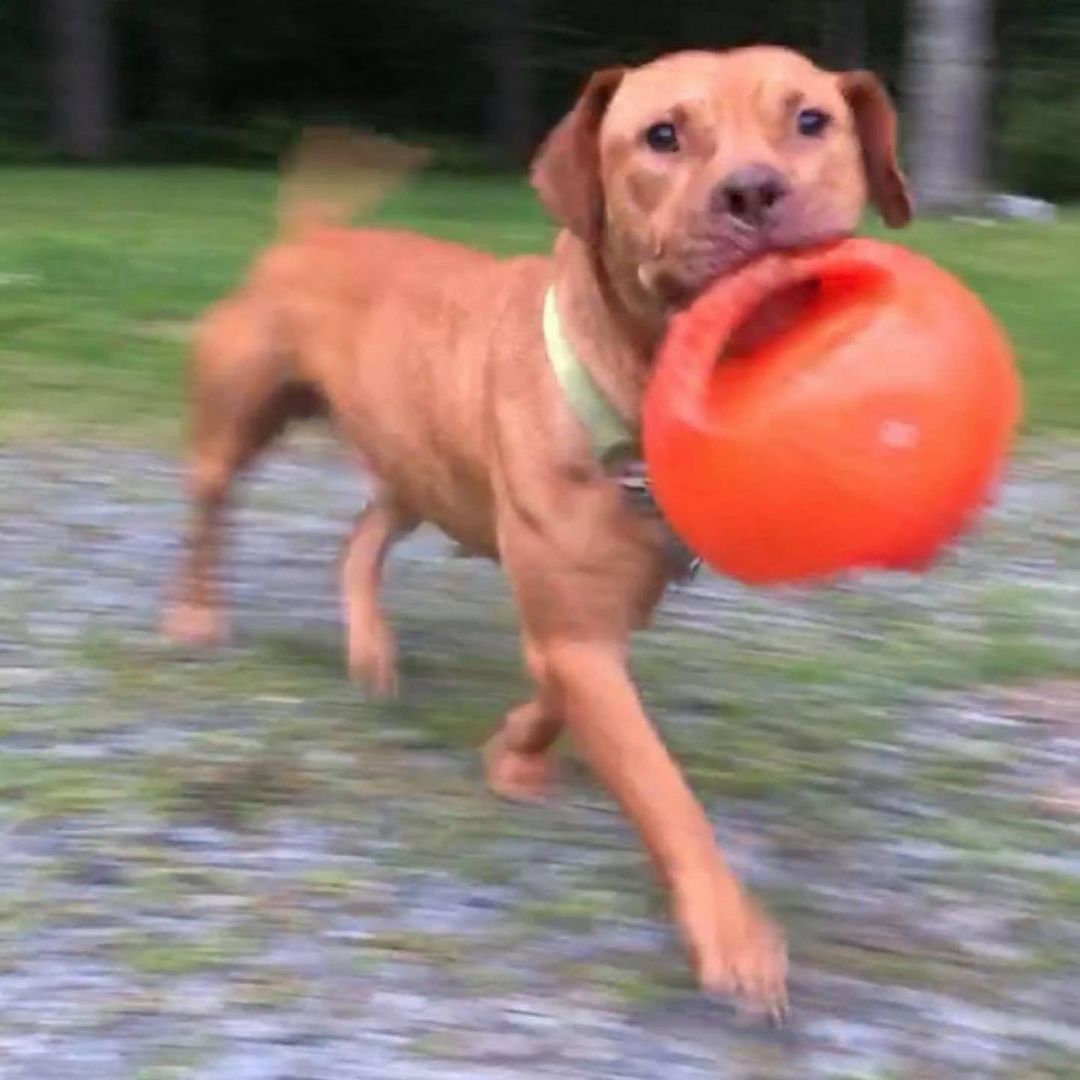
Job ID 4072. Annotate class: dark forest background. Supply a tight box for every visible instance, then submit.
[5,1,1080,204]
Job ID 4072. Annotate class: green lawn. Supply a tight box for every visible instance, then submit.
[1,165,1077,443]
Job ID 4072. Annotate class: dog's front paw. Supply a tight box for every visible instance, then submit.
[675,871,788,1020]
[482,730,557,803]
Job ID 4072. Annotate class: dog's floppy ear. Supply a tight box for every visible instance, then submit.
[837,71,914,228]
[530,67,627,242]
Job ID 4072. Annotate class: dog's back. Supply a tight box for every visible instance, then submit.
[189,131,550,555]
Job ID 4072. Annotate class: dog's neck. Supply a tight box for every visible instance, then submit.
[550,232,666,430]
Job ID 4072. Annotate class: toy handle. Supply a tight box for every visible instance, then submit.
[651,246,848,433]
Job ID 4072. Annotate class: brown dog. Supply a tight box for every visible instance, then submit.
[163,46,912,1012]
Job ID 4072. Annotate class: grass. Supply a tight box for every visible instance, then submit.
[0,164,1079,442]
[3,165,1080,1064]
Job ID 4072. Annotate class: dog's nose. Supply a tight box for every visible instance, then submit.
[713,164,791,228]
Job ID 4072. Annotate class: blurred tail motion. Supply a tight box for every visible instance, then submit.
[277,127,432,239]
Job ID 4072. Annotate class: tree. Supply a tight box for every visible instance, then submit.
[487,0,537,166]
[903,0,994,211]
[155,0,209,127]
[45,0,115,159]
[822,0,867,69]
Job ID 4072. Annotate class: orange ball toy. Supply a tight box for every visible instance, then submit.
[643,238,1021,585]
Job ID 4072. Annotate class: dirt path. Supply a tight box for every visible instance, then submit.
[1,439,1079,1079]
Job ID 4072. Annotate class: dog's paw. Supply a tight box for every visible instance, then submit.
[482,733,557,803]
[347,625,399,698]
[160,602,229,648]
[676,874,789,1021]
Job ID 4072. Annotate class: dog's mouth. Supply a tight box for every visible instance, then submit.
[654,228,852,316]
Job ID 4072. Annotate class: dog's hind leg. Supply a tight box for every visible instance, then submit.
[162,297,321,646]
[341,493,416,696]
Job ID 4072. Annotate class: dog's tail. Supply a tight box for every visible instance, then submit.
[277,127,431,240]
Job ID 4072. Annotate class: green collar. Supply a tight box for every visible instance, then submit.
[543,287,639,465]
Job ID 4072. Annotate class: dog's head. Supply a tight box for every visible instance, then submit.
[531,47,912,313]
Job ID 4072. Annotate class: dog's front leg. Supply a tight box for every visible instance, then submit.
[544,639,787,1011]
[499,511,787,1013]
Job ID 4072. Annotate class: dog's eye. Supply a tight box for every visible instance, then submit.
[796,108,830,137]
[644,121,680,154]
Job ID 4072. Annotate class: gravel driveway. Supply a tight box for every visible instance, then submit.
[1,438,1079,1080]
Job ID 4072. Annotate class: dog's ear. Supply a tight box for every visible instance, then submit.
[837,71,914,228]
[530,67,627,242]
